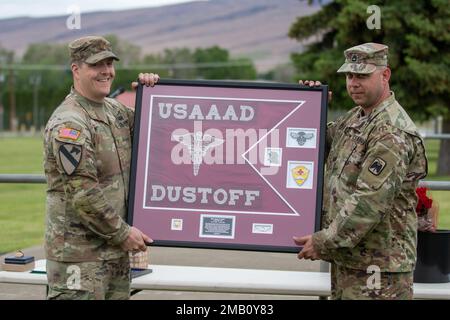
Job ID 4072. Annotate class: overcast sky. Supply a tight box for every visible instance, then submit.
[0,0,205,20]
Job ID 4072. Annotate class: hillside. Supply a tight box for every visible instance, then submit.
[0,0,320,71]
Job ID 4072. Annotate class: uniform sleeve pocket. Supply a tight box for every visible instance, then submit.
[358,143,399,190]
[53,124,86,176]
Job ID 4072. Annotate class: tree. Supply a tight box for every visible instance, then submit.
[20,43,72,127]
[0,45,15,130]
[103,34,141,67]
[260,63,297,82]
[289,0,450,175]
[162,48,197,79]
[141,46,257,80]
[194,46,256,80]
[194,46,230,79]
[22,43,68,65]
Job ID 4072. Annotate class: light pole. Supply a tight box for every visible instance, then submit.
[29,74,41,132]
[0,72,4,132]
[8,69,17,132]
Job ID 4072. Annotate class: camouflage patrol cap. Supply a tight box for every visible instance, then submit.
[337,42,388,74]
[68,36,119,64]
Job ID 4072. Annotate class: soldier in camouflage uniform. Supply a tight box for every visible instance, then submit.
[43,36,159,300]
[294,43,428,299]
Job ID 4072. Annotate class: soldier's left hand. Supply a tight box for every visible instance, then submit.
[298,80,333,102]
[293,235,320,260]
[131,73,160,89]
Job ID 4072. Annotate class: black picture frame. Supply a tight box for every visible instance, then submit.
[127,79,328,252]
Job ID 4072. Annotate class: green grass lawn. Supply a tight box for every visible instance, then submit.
[0,136,449,253]
[429,191,450,231]
[0,184,46,253]
[424,139,450,230]
[0,136,46,253]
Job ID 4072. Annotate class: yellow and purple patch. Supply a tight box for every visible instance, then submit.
[58,128,81,140]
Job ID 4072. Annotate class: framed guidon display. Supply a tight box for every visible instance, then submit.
[128,79,328,252]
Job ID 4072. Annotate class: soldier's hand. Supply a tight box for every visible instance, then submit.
[131,73,160,90]
[121,226,153,252]
[293,235,320,261]
[299,80,322,87]
[298,79,332,102]
[141,232,153,246]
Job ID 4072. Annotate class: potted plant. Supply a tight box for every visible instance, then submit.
[413,187,450,283]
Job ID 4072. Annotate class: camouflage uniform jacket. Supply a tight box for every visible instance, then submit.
[312,92,427,272]
[44,87,134,262]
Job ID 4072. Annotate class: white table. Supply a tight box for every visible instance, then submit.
[1,260,449,299]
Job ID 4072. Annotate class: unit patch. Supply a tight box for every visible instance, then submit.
[368,157,386,176]
[59,144,82,175]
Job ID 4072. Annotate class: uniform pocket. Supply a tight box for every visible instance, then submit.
[358,142,399,190]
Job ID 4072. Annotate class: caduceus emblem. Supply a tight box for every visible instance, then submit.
[172,131,224,176]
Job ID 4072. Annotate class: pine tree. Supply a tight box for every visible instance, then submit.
[289,0,450,175]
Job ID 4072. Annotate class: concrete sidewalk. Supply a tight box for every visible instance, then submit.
[0,245,323,300]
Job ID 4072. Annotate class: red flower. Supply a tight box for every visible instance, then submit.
[415,187,433,216]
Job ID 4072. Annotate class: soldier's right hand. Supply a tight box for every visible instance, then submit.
[131,73,160,90]
[299,80,322,87]
[298,80,332,102]
[121,226,153,252]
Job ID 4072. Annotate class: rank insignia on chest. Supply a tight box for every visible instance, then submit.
[115,113,128,128]
[368,157,386,176]
[59,144,82,175]
[58,128,81,140]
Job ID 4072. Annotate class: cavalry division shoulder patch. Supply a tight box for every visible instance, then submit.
[368,157,386,176]
[59,144,82,175]
[58,128,81,141]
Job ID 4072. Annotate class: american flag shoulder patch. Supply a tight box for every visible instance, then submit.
[58,128,81,140]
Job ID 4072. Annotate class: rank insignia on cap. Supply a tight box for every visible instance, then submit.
[59,144,82,175]
[351,54,358,62]
[368,158,386,176]
[59,128,81,140]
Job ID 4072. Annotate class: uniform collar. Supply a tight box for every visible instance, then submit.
[358,91,396,121]
[347,92,395,132]
[70,86,109,123]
